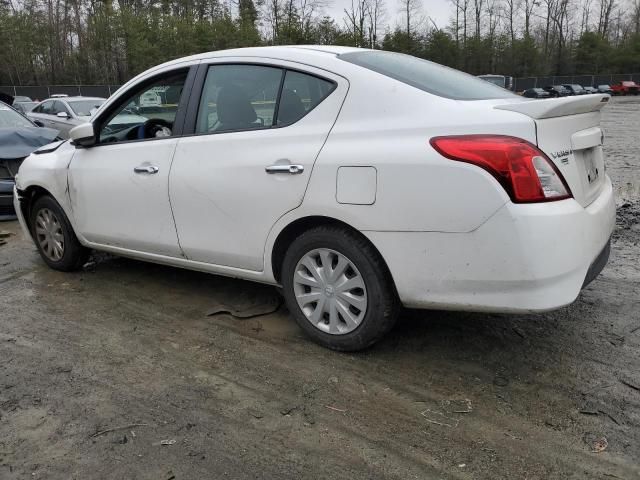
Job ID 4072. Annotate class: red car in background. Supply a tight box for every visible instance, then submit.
[610,81,639,95]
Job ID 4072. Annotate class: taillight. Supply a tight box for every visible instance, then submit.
[430,135,572,203]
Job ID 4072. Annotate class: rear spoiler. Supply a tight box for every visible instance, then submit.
[494,94,610,120]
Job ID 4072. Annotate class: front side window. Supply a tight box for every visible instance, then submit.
[51,101,69,116]
[98,70,188,143]
[196,65,282,134]
[36,100,54,114]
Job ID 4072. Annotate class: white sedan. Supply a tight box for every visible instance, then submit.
[13,46,615,350]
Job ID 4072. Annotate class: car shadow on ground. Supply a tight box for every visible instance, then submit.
[81,252,574,372]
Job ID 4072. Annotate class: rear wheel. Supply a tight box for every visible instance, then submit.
[30,195,89,271]
[281,225,399,351]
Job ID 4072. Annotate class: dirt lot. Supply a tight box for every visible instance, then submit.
[1,97,639,479]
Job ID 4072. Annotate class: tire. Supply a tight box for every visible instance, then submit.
[281,225,399,351]
[30,195,89,271]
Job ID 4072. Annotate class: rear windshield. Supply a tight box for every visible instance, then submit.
[339,51,517,100]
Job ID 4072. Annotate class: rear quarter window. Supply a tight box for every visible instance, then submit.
[339,51,517,100]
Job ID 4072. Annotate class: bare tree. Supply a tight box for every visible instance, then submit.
[522,0,537,37]
[633,0,640,34]
[579,0,592,34]
[596,0,615,38]
[366,0,386,47]
[473,0,484,37]
[398,0,422,36]
[450,0,469,49]
[503,0,519,47]
[343,0,367,45]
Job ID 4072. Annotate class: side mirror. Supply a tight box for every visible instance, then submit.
[70,123,96,148]
[57,111,69,119]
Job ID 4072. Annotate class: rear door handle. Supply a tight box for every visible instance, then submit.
[134,165,159,174]
[265,164,304,174]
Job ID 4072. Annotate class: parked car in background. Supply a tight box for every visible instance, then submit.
[543,85,571,97]
[13,95,32,103]
[0,101,59,220]
[12,101,38,114]
[583,86,598,94]
[523,88,551,99]
[478,74,514,90]
[14,46,615,350]
[50,94,69,98]
[562,84,588,95]
[610,81,639,95]
[594,84,613,94]
[28,97,106,138]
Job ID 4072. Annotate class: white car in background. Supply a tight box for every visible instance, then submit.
[13,46,615,351]
[28,97,107,138]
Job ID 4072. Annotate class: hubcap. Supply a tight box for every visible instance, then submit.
[293,248,367,335]
[34,208,65,261]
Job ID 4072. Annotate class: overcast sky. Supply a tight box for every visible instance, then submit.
[320,0,454,33]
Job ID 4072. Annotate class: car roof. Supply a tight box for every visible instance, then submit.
[141,45,362,75]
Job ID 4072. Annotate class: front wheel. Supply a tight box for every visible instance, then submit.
[30,195,90,271]
[281,226,399,351]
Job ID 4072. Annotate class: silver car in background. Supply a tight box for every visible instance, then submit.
[27,97,106,138]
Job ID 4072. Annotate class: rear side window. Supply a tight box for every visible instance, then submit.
[339,51,517,100]
[276,71,335,126]
[196,65,282,134]
[195,65,336,134]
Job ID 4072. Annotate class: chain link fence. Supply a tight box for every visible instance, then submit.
[514,74,640,91]
[0,85,122,101]
[4,75,640,99]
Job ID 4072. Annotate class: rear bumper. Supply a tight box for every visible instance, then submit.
[365,176,616,313]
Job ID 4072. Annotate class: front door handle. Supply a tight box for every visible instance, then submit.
[265,164,304,174]
[134,165,159,174]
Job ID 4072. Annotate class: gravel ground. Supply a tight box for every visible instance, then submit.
[0,97,639,479]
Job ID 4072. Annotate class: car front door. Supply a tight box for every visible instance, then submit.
[169,61,347,271]
[67,66,195,257]
[47,101,74,138]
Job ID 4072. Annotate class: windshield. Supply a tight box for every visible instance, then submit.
[571,85,584,90]
[339,51,516,100]
[68,99,105,116]
[0,104,33,128]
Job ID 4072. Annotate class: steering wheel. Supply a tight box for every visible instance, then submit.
[139,118,173,139]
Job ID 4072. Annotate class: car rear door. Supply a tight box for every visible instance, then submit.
[168,60,348,271]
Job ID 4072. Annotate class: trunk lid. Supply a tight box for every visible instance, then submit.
[495,95,610,207]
